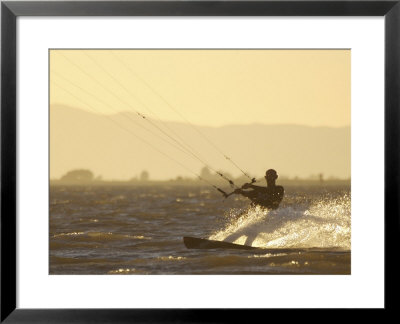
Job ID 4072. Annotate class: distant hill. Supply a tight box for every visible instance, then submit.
[50,104,350,181]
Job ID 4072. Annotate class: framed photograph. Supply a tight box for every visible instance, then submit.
[1,0,398,321]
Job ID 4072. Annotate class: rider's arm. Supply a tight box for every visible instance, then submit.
[234,186,266,198]
[247,184,265,190]
[234,188,252,198]
[242,183,267,191]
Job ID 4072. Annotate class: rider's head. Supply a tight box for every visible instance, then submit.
[265,169,278,183]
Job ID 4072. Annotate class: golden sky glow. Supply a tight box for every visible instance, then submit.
[50,49,350,127]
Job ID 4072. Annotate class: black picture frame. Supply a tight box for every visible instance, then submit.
[1,0,399,321]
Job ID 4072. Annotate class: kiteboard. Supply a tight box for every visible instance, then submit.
[183,236,259,250]
[183,236,351,254]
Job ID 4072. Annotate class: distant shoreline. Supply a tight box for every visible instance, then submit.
[50,178,351,187]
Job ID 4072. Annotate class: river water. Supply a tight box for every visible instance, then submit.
[50,185,350,275]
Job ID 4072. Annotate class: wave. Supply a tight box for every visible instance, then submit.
[209,193,351,249]
[52,231,151,241]
[157,256,187,261]
[107,268,148,274]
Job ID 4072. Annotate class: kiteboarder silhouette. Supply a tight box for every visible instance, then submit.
[233,169,284,209]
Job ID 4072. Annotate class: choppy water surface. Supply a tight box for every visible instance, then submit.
[50,185,350,274]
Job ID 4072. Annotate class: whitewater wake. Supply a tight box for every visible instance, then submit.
[209,193,351,249]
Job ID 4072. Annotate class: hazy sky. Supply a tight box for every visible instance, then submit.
[50,49,350,127]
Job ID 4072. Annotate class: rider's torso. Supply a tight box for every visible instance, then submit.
[247,186,284,209]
